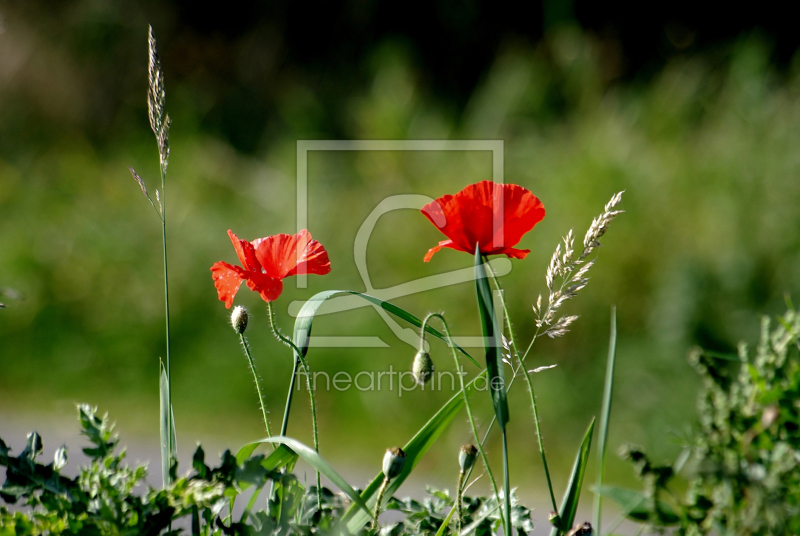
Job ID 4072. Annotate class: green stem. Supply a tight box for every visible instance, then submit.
[267,302,322,509]
[159,166,175,483]
[456,471,466,532]
[239,334,272,438]
[485,258,558,514]
[372,478,389,529]
[421,313,502,527]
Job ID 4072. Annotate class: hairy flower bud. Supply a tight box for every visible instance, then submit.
[458,444,478,474]
[382,447,406,480]
[412,350,434,385]
[230,305,249,334]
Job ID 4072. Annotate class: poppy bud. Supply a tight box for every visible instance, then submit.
[230,305,249,334]
[412,350,434,385]
[548,511,561,527]
[382,447,406,480]
[458,444,478,474]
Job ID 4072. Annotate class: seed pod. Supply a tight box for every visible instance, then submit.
[230,306,249,334]
[458,444,478,474]
[382,447,406,480]
[412,350,434,385]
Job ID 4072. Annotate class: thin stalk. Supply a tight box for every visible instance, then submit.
[159,166,175,482]
[421,313,503,530]
[280,358,300,437]
[593,306,617,533]
[502,431,511,536]
[239,334,272,438]
[372,478,390,529]
[456,471,466,532]
[485,259,558,514]
[267,302,322,509]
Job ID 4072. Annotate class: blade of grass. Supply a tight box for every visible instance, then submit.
[342,370,487,533]
[593,306,617,533]
[474,249,510,536]
[550,418,595,536]
[292,290,479,368]
[434,504,457,536]
[159,359,176,488]
[238,436,371,518]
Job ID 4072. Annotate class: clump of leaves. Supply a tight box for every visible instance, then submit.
[385,487,533,535]
[601,303,800,535]
[1,406,537,535]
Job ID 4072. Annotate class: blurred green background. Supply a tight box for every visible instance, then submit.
[2,0,800,514]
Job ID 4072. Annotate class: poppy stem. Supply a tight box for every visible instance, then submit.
[267,302,322,509]
[239,333,272,440]
[421,313,502,524]
[484,257,558,515]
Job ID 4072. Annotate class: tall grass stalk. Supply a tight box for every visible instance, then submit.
[486,264,559,514]
[593,306,617,533]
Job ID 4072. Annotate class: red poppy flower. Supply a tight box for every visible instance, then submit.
[420,180,545,262]
[211,229,331,308]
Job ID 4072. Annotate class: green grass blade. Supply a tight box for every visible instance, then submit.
[473,250,508,428]
[235,443,298,471]
[293,290,479,368]
[434,504,457,536]
[550,418,595,536]
[593,306,617,532]
[342,370,487,533]
[159,359,176,488]
[239,436,371,518]
[474,250,510,536]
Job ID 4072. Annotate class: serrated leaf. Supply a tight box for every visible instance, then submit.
[594,485,680,525]
[551,418,595,535]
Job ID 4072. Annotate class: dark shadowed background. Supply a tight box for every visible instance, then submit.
[2,0,800,524]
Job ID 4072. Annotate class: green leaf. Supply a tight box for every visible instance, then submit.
[238,436,371,519]
[473,250,508,428]
[292,290,479,368]
[594,486,680,525]
[593,306,617,532]
[342,370,487,533]
[551,418,595,535]
[159,359,176,488]
[434,504,457,536]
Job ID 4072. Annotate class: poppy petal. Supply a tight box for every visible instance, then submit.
[490,183,545,250]
[423,239,459,262]
[497,247,531,260]
[421,181,545,260]
[245,272,283,303]
[284,230,331,278]
[228,230,262,273]
[211,261,245,309]
[254,230,331,280]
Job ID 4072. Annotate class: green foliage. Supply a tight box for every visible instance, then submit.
[1,406,541,535]
[385,487,533,536]
[614,305,800,535]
